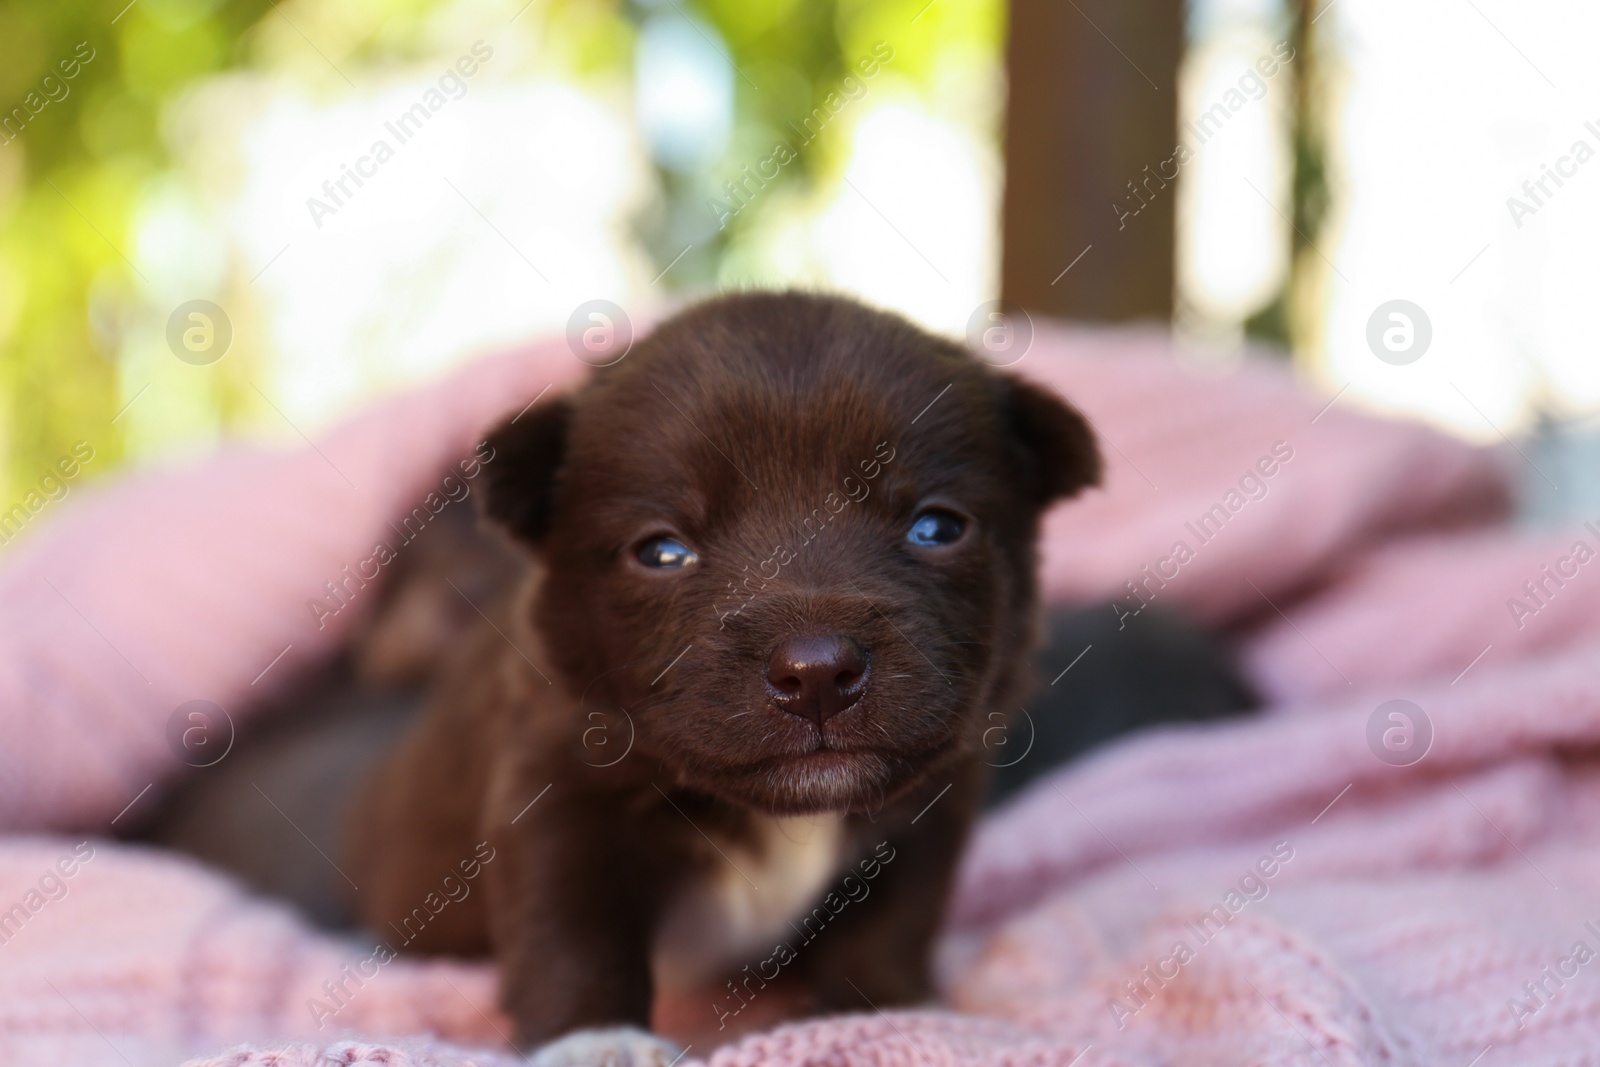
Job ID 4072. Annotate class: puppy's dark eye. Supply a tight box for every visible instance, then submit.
[637,536,699,569]
[907,509,966,547]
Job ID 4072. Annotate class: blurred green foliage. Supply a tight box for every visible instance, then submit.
[0,0,274,509]
[0,0,995,510]
[652,0,1002,282]
[1243,0,1328,356]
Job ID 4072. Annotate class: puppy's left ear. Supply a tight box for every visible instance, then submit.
[477,396,575,546]
[998,376,1102,507]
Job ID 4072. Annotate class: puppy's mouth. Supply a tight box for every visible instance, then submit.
[717,733,960,815]
[749,747,896,814]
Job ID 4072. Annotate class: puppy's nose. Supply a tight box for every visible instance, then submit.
[766,635,869,725]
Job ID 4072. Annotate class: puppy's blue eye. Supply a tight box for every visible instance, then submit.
[637,536,698,568]
[907,510,965,547]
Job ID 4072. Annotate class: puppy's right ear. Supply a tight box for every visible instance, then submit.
[477,396,574,546]
[997,375,1102,508]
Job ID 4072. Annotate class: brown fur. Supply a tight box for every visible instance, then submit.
[344,290,1101,1049]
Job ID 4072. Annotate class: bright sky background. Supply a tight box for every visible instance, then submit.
[1185,0,1600,444]
[111,0,1600,466]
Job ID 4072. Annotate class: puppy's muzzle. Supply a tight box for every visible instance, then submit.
[765,634,870,726]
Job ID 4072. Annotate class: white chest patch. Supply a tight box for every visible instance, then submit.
[653,813,845,990]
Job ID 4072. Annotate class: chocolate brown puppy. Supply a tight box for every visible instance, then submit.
[345,290,1101,1064]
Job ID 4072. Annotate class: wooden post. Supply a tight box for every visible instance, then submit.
[999,0,1185,322]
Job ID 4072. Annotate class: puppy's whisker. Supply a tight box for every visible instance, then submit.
[577,658,661,705]
[621,692,677,713]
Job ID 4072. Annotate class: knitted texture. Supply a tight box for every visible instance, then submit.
[10,323,1599,1066]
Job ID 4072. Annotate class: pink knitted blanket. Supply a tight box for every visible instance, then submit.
[3,322,1594,1066]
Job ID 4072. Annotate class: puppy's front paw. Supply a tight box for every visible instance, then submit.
[526,1026,683,1067]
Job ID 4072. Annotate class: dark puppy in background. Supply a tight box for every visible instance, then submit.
[345,291,1102,1064]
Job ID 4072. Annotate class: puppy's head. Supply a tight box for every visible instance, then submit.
[482,292,1099,814]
